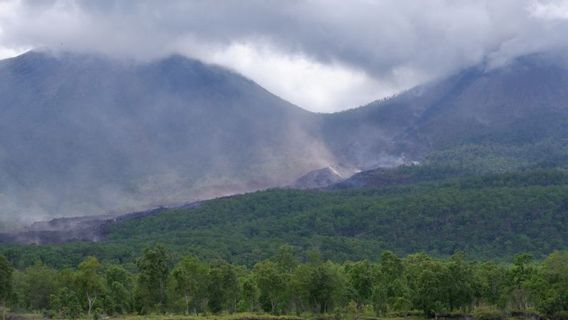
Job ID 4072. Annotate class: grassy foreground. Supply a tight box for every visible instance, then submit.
[111,314,304,320]
[9,314,422,320]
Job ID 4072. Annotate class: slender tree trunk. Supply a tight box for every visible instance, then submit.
[185,292,190,315]
[87,292,97,317]
[271,299,276,314]
[161,281,165,305]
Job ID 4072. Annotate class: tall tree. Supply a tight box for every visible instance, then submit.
[50,287,81,320]
[172,256,209,315]
[254,260,287,313]
[240,275,259,312]
[445,253,474,312]
[136,245,172,312]
[19,263,58,311]
[208,262,240,314]
[105,265,133,314]
[293,260,346,313]
[0,255,12,320]
[406,255,449,317]
[530,251,568,315]
[345,260,374,310]
[508,253,535,310]
[377,251,409,313]
[76,256,105,317]
[473,261,507,307]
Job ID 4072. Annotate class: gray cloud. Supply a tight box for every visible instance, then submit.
[1,0,568,111]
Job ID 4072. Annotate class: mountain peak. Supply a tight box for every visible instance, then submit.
[0,50,326,224]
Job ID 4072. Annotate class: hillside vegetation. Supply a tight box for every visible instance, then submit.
[2,52,568,224]
[2,168,567,269]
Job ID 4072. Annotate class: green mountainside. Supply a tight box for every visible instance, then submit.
[3,167,567,269]
[2,52,568,319]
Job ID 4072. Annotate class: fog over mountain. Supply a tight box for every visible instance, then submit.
[3,0,568,111]
[1,49,568,226]
[0,51,333,225]
[0,0,568,229]
[323,53,568,167]
[4,6,568,319]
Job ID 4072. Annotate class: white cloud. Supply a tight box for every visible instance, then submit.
[190,42,409,112]
[1,0,568,112]
[530,0,568,19]
[0,45,24,59]
[0,1,22,59]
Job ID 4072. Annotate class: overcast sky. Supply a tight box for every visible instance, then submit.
[1,0,568,112]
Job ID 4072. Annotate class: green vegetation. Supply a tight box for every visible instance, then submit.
[2,168,568,269]
[3,248,568,319]
[1,156,567,320]
[0,254,13,319]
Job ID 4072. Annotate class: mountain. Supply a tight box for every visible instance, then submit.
[2,52,568,265]
[292,166,355,189]
[0,51,332,225]
[323,54,568,169]
[2,51,568,226]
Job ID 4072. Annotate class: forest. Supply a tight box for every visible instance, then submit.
[2,168,568,269]
[0,246,567,320]
[0,155,567,320]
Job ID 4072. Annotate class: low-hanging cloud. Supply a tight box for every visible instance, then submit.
[1,0,568,111]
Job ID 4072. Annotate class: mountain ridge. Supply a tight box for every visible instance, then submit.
[0,50,332,225]
[1,50,568,225]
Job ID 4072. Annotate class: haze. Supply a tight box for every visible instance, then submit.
[2,0,568,112]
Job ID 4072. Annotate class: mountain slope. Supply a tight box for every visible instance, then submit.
[3,52,568,265]
[0,51,331,225]
[323,55,568,168]
[2,51,568,225]
[2,169,568,268]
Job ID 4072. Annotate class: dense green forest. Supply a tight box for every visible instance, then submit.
[1,247,568,319]
[2,150,567,320]
[1,168,568,269]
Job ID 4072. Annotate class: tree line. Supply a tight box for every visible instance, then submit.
[1,246,568,319]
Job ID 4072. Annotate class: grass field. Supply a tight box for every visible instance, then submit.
[9,313,424,320]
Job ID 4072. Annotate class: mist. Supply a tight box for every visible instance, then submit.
[2,0,568,111]
[0,51,338,228]
[2,1,568,226]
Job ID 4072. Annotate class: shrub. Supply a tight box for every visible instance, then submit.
[473,308,505,320]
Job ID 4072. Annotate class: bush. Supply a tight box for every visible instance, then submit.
[42,309,56,319]
[473,308,505,320]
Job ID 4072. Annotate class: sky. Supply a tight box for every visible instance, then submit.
[1,0,568,112]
